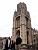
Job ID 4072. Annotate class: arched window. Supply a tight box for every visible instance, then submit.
[26,17,28,26]
[16,30,20,38]
[16,16,20,28]
[27,31,29,44]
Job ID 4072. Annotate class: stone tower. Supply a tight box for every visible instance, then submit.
[12,2,32,48]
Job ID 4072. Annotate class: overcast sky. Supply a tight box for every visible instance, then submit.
[0,0,38,37]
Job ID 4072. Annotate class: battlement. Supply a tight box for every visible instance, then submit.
[14,2,28,16]
[17,2,27,12]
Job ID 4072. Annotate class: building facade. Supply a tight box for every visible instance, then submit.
[12,2,38,50]
[0,37,3,49]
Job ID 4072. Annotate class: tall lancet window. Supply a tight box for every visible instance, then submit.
[26,17,28,26]
[16,30,20,38]
[27,31,29,44]
[16,16,20,28]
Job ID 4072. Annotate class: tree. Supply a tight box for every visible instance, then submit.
[16,37,22,45]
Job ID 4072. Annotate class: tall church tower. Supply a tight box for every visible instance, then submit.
[12,2,32,48]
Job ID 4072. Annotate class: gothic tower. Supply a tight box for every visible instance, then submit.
[12,2,32,48]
